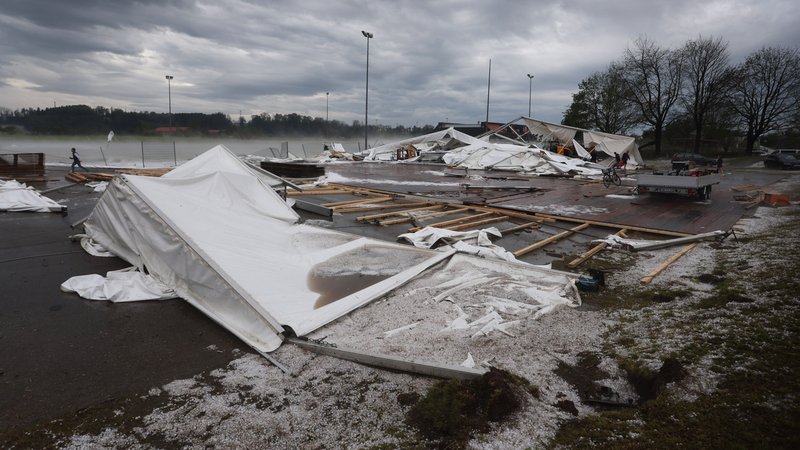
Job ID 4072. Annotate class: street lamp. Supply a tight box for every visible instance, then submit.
[165,75,174,128]
[325,91,330,138]
[526,73,534,117]
[361,30,373,151]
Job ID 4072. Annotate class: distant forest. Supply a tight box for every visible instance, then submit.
[0,104,436,138]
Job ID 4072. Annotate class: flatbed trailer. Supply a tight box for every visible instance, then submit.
[636,171,721,199]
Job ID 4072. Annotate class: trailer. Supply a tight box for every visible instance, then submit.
[636,170,721,199]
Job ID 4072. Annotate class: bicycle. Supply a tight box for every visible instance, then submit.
[602,165,622,188]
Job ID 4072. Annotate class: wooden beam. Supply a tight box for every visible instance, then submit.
[408,211,494,232]
[323,196,392,208]
[498,221,542,234]
[445,215,508,231]
[568,228,628,268]
[287,189,350,196]
[531,213,690,238]
[378,207,472,226]
[336,201,431,214]
[356,204,444,222]
[514,223,591,258]
[640,243,698,285]
[285,337,486,380]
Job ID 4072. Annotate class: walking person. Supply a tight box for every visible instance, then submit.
[70,147,89,172]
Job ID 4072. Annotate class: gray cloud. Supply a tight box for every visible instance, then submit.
[1,0,798,126]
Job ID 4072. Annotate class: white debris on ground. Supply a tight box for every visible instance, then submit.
[58,175,799,448]
[323,171,463,187]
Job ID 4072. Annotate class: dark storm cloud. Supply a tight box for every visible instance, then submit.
[1,0,798,126]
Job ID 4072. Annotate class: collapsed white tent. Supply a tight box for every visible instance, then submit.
[80,145,451,352]
[0,179,64,212]
[77,145,581,353]
[364,127,486,161]
[522,117,644,167]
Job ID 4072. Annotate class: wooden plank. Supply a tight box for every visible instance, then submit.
[640,243,698,285]
[287,189,351,196]
[445,215,508,231]
[356,204,444,222]
[531,212,690,238]
[408,211,494,232]
[323,196,392,208]
[285,337,486,380]
[336,201,431,214]
[568,228,628,268]
[378,207,472,226]
[498,221,542,234]
[514,223,591,258]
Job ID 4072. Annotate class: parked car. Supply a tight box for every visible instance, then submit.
[671,152,716,171]
[764,152,800,170]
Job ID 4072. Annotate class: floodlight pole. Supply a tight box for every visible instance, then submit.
[485,59,491,127]
[165,75,174,128]
[362,30,373,151]
[326,91,329,137]
[527,73,534,117]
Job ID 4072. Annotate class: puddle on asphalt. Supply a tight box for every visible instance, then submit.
[308,271,390,309]
[306,244,432,309]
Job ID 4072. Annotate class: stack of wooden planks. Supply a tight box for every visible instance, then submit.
[65,172,115,183]
[65,168,172,184]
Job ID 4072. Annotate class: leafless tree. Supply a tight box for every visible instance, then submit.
[621,36,684,156]
[680,35,734,153]
[730,47,800,152]
[563,63,639,135]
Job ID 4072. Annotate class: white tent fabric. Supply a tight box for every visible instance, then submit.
[364,127,486,161]
[397,226,519,262]
[525,119,579,143]
[572,139,591,159]
[522,117,644,167]
[584,130,644,166]
[167,144,294,189]
[0,179,64,212]
[79,146,451,352]
[61,267,177,302]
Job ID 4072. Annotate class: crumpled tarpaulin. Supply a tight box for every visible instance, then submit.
[0,179,64,212]
[398,226,518,262]
[61,267,177,302]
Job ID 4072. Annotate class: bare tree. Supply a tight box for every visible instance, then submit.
[730,47,800,152]
[621,36,684,156]
[563,64,639,134]
[680,35,733,153]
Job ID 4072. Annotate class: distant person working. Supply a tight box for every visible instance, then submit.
[70,147,89,172]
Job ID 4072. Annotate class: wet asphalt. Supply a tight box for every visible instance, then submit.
[0,170,245,433]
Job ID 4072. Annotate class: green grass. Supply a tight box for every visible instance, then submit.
[551,207,800,449]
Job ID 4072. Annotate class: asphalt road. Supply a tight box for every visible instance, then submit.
[0,171,245,433]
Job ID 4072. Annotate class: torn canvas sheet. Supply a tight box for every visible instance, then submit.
[398,226,518,262]
[79,145,452,353]
[0,179,64,212]
[398,226,500,248]
[434,254,581,338]
[61,267,177,302]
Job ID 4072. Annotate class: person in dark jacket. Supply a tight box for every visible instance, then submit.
[70,148,88,172]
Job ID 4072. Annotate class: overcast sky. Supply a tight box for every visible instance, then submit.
[1,0,798,127]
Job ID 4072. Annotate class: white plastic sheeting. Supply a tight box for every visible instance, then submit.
[398,226,518,262]
[79,145,452,352]
[364,127,486,161]
[61,267,177,302]
[522,117,644,167]
[0,179,64,212]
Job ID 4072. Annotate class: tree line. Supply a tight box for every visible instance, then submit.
[0,105,435,138]
[562,37,800,154]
